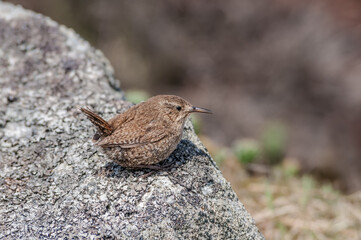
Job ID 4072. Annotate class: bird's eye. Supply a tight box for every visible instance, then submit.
[176,106,182,111]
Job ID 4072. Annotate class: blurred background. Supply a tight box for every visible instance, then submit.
[6,0,361,238]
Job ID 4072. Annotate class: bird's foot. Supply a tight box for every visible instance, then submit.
[136,160,176,178]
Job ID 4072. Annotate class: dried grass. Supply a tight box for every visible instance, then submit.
[220,160,361,240]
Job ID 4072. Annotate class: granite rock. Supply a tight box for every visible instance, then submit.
[0,2,264,239]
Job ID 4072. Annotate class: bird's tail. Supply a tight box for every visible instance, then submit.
[79,107,113,139]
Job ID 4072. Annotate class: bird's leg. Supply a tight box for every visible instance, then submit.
[136,163,174,170]
[136,159,177,178]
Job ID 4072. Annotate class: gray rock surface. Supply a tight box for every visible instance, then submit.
[0,2,264,239]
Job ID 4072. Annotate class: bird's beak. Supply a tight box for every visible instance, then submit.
[190,106,212,114]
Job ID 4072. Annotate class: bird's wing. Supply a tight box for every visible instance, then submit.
[96,122,168,148]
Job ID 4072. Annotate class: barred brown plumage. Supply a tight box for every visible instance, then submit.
[80,95,211,168]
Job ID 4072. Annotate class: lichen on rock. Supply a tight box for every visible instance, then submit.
[0,2,264,239]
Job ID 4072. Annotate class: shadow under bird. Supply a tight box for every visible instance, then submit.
[80,95,212,168]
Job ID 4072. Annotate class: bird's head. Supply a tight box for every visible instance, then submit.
[148,95,212,124]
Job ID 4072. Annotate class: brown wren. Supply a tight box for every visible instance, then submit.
[80,95,211,168]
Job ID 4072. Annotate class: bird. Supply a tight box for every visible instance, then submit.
[80,95,212,169]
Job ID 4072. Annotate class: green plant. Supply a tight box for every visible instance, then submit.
[233,139,260,165]
[265,181,274,209]
[262,122,287,164]
[276,221,287,239]
[300,175,315,207]
[125,90,150,104]
[213,148,228,166]
[191,115,201,135]
[282,158,300,178]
